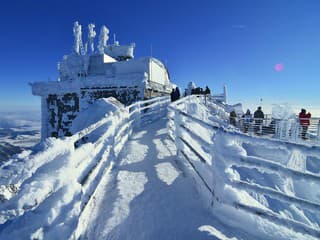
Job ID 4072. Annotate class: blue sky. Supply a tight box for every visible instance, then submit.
[0,0,319,115]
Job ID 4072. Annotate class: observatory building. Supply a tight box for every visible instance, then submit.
[31,22,172,139]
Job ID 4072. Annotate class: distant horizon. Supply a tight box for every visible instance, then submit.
[0,97,319,118]
[0,0,319,117]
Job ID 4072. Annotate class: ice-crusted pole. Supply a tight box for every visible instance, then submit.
[73,21,82,55]
[87,23,96,53]
[97,25,109,54]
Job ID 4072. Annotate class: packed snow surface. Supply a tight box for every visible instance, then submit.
[0,95,319,240]
[77,117,244,240]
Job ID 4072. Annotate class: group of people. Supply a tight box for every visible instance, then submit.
[190,86,211,95]
[229,107,312,140]
[170,87,181,102]
[230,106,265,134]
[171,85,211,102]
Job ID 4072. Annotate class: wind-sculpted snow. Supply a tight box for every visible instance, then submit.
[0,96,170,239]
[0,95,319,239]
[0,98,132,239]
[77,117,243,240]
[170,95,320,239]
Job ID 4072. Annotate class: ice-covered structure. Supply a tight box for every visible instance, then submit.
[186,81,196,95]
[31,22,172,139]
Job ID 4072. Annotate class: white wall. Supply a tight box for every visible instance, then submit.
[149,59,170,86]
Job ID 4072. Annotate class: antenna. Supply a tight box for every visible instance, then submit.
[113,33,116,44]
[150,44,153,57]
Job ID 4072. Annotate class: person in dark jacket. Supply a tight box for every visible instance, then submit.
[230,110,237,126]
[299,108,311,139]
[254,106,264,134]
[192,87,201,95]
[173,87,180,101]
[204,86,211,95]
[170,88,175,102]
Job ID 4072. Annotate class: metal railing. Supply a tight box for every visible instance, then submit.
[0,96,170,238]
[231,116,320,145]
[169,105,320,239]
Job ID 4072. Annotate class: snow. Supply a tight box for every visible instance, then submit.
[73,21,83,55]
[155,162,179,185]
[86,23,96,54]
[0,95,319,239]
[186,81,196,95]
[97,25,109,54]
[70,97,125,133]
[77,117,243,240]
[104,44,135,60]
[225,102,244,116]
[33,57,170,96]
[170,95,320,239]
[198,225,237,240]
[100,170,148,235]
[272,103,296,120]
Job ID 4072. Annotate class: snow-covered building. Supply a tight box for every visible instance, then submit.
[31,22,172,139]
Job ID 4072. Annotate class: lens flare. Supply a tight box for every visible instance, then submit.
[274,63,284,72]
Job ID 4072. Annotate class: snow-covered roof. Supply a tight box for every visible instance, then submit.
[104,44,135,61]
[31,21,171,96]
[31,72,148,96]
[32,54,171,96]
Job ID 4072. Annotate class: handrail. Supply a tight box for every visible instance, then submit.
[177,120,320,184]
[233,202,320,238]
[127,95,169,110]
[0,96,169,229]
[71,96,169,144]
[232,116,320,146]
[71,116,113,143]
[229,179,320,212]
[168,106,220,130]
[238,155,320,182]
[180,150,214,196]
[169,103,320,238]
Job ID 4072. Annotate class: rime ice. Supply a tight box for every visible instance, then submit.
[30,21,172,139]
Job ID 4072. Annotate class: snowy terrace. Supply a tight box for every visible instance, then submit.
[0,95,319,239]
[226,105,320,146]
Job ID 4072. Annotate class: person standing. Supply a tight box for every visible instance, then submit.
[204,86,211,95]
[254,106,264,134]
[230,110,237,126]
[170,88,175,102]
[242,109,253,133]
[173,87,180,101]
[299,108,311,140]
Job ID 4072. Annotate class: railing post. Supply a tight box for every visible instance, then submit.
[135,103,141,129]
[173,109,183,158]
[157,97,162,115]
[317,120,320,143]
